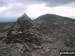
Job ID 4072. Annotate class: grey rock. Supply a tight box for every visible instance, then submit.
[0,13,75,56]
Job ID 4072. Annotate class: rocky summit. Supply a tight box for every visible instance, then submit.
[0,13,42,56]
[4,13,41,44]
[0,13,75,56]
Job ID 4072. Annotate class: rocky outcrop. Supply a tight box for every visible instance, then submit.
[0,13,75,56]
[0,13,42,56]
[4,13,41,44]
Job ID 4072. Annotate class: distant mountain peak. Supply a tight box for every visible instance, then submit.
[35,13,73,21]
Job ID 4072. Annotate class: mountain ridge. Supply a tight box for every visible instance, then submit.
[35,14,75,21]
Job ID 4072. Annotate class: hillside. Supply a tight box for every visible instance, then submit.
[35,14,75,48]
[0,14,75,56]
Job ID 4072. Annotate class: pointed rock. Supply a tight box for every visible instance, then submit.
[18,13,31,20]
[4,13,41,44]
[12,13,33,33]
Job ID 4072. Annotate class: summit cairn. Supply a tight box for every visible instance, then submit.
[0,13,42,56]
[4,13,41,44]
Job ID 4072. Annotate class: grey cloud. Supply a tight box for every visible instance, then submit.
[0,0,42,6]
[46,0,75,7]
[18,0,75,6]
[27,0,75,7]
[0,0,75,7]
[8,6,26,14]
[17,0,75,7]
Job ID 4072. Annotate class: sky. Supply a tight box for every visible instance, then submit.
[0,0,75,21]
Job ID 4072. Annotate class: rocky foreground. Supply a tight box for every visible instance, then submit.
[0,13,75,56]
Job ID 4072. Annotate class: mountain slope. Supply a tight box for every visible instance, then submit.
[0,13,75,56]
[35,14,75,49]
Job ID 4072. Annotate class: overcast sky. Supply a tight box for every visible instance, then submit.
[0,0,75,19]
